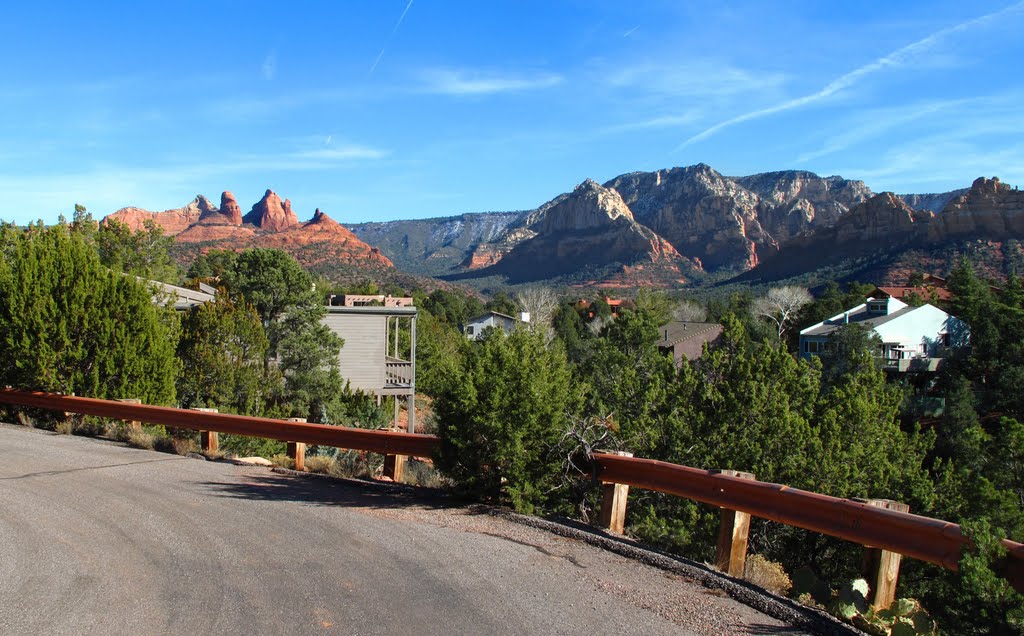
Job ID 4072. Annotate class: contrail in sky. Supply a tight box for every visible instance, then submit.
[678,0,1024,149]
[370,0,415,75]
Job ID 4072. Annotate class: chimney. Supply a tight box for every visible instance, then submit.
[519,311,531,323]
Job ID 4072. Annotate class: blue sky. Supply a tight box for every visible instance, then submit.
[2,1,1022,226]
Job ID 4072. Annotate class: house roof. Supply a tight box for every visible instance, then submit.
[467,311,517,323]
[153,281,217,311]
[657,321,722,347]
[874,286,953,302]
[801,302,920,337]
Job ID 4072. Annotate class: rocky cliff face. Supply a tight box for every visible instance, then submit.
[935,177,1024,236]
[196,191,244,225]
[468,179,693,285]
[349,211,522,275]
[605,164,774,270]
[242,189,299,232]
[745,176,1024,284]
[734,170,872,241]
[102,190,392,274]
[106,195,216,235]
[900,189,967,214]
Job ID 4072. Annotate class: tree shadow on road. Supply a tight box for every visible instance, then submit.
[199,469,474,513]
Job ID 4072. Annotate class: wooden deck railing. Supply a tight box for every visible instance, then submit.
[2,388,1021,606]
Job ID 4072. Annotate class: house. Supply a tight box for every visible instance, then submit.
[657,321,724,365]
[462,311,529,340]
[152,280,217,310]
[321,304,418,432]
[798,296,968,372]
[575,296,624,319]
[329,294,414,308]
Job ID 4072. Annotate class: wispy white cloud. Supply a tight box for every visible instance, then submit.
[418,68,563,96]
[601,111,703,134]
[285,146,389,161]
[623,26,639,38]
[680,1,1024,148]
[795,98,970,163]
[370,0,414,75]
[607,62,784,98]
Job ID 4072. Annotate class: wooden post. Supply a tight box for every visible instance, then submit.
[860,499,910,610]
[192,407,219,453]
[383,453,406,482]
[712,470,755,578]
[598,450,633,534]
[286,418,307,471]
[115,398,142,432]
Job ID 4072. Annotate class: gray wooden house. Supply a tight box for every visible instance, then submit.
[321,305,417,432]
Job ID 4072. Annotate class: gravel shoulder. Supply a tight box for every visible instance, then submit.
[0,423,857,635]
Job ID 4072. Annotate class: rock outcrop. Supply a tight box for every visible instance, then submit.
[900,189,967,214]
[242,189,299,232]
[256,209,394,268]
[195,191,244,225]
[472,179,693,285]
[102,190,393,273]
[106,195,215,235]
[746,176,1024,283]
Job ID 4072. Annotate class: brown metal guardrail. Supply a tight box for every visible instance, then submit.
[0,389,440,457]
[593,452,1024,595]
[4,389,1022,599]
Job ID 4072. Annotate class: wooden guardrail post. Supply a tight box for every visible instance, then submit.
[286,418,307,471]
[192,407,219,452]
[711,469,755,578]
[859,498,910,610]
[598,450,633,534]
[383,453,406,481]
[115,398,142,431]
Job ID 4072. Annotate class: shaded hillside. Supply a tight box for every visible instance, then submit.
[445,180,696,287]
[738,177,1024,286]
[348,211,522,275]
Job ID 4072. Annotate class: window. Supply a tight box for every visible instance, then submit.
[805,340,822,353]
[467,326,475,335]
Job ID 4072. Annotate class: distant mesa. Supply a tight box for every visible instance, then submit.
[102,189,393,272]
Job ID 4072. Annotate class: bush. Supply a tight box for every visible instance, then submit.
[434,328,578,514]
[0,223,178,403]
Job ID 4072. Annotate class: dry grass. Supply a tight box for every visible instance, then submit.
[744,554,793,596]
[270,453,295,470]
[304,455,337,474]
[16,411,36,428]
[54,419,75,435]
[126,429,156,450]
[402,458,449,489]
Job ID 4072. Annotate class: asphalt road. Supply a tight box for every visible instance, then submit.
[0,424,811,635]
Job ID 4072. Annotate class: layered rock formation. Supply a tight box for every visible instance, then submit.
[198,191,244,225]
[242,189,299,232]
[106,195,216,235]
[472,179,692,285]
[102,190,392,273]
[746,176,1024,283]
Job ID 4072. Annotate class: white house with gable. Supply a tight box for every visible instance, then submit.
[799,296,969,372]
[462,311,530,340]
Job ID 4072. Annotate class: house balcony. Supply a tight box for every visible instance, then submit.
[883,357,945,373]
[382,356,414,395]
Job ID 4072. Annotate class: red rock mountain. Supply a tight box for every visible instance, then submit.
[465,179,695,286]
[103,191,392,272]
[106,195,218,235]
[745,176,1024,283]
[242,189,299,232]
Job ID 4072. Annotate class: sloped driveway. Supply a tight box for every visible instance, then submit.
[0,424,822,635]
